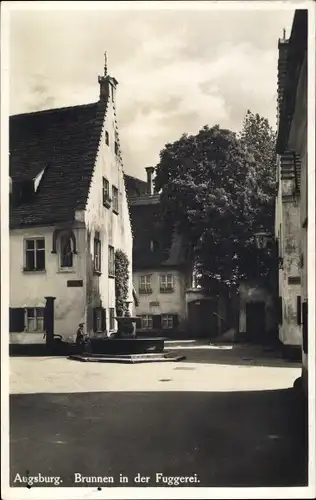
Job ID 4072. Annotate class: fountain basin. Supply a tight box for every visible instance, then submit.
[89,337,167,355]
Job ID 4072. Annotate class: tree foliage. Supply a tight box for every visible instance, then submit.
[115,249,130,316]
[154,111,277,288]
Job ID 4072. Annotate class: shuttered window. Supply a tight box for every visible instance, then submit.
[9,308,25,332]
[109,308,115,331]
[302,301,308,354]
[278,297,283,325]
[297,296,302,326]
[141,315,153,329]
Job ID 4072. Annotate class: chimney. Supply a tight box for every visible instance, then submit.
[98,51,119,103]
[145,167,155,195]
[277,29,289,125]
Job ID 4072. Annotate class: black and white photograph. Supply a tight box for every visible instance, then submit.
[1,1,315,498]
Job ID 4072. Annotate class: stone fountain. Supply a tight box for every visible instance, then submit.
[68,302,185,364]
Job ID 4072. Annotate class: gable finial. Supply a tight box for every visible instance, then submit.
[104,51,108,77]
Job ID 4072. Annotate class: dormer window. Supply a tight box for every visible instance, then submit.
[60,232,74,269]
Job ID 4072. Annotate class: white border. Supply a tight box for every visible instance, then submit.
[1,1,315,499]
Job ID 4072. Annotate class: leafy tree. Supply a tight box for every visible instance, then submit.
[154,111,277,289]
[115,249,130,316]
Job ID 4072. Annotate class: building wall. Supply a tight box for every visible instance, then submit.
[287,52,308,381]
[9,223,87,343]
[279,195,301,346]
[133,268,187,333]
[84,93,133,335]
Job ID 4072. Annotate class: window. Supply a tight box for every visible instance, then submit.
[139,275,151,293]
[93,307,106,332]
[162,314,174,329]
[103,177,111,207]
[94,307,102,332]
[114,141,119,156]
[109,308,115,331]
[141,315,153,329]
[60,233,73,268]
[108,245,115,277]
[24,238,45,271]
[112,186,119,214]
[25,307,45,332]
[94,233,101,273]
[160,274,174,292]
[105,131,109,146]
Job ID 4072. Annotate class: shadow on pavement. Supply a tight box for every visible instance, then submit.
[10,387,308,488]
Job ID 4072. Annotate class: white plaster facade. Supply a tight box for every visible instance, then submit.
[10,80,133,344]
[275,167,302,347]
[133,268,187,334]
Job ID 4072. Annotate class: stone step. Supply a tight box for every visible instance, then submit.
[68,352,186,364]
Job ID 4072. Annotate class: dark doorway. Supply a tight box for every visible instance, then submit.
[246,302,266,342]
[188,299,218,338]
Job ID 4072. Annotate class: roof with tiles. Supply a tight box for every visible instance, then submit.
[9,99,108,228]
[276,9,307,154]
[124,176,188,270]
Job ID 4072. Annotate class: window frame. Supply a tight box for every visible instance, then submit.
[108,245,115,277]
[139,274,152,294]
[141,315,153,330]
[160,274,174,292]
[24,237,46,272]
[161,314,174,329]
[25,307,45,332]
[94,233,102,274]
[112,186,119,214]
[109,307,115,331]
[102,177,111,208]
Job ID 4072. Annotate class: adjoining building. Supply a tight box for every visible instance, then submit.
[125,168,193,337]
[9,57,134,345]
[275,10,308,371]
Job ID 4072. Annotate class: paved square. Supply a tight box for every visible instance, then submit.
[9,343,307,487]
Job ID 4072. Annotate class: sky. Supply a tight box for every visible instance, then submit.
[8,2,295,180]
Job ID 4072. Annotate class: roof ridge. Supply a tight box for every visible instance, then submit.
[10,101,99,119]
[82,97,110,211]
[124,173,147,183]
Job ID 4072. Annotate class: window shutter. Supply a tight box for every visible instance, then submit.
[302,301,308,354]
[153,315,162,329]
[297,296,302,326]
[93,308,97,333]
[10,308,25,332]
[173,314,179,328]
[101,308,107,331]
[135,317,142,329]
[278,297,283,325]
